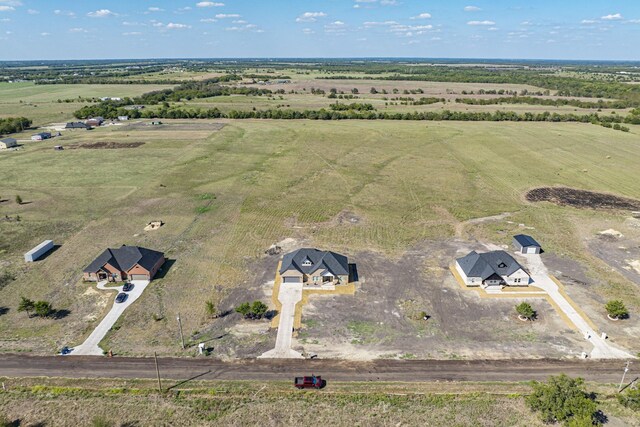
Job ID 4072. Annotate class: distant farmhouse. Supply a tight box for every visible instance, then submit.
[66,122,91,130]
[83,245,165,282]
[31,132,52,141]
[456,250,530,289]
[0,137,17,149]
[279,248,350,286]
[513,234,542,254]
[85,117,104,127]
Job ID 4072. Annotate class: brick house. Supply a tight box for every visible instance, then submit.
[279,248,350,286]
[83,245,165,282]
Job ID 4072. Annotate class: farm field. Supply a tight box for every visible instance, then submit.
[1,377,638,427]
[1,119,639,358]
[0,82,174,126]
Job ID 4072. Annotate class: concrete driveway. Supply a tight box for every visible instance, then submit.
[260,282,304,359]
[523,254,633,359]
[71,280,150,356]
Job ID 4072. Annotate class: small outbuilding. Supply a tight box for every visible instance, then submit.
[31,132,52,141]
[512,234,542,254]
[66,122,91,130]
[24,240,54,262]
[0,138,17,149]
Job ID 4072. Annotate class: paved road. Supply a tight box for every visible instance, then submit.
[72,280,150,356]
[260,282,304,359]
[0,354,633,383]
[523,254,633,360]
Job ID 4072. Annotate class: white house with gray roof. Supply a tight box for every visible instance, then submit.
[279,248,350,286]
[455,250,530,289]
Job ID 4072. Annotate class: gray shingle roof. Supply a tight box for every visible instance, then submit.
[84,245,164,273]
[513,234,541,248]
[279,248,349,276]
[456,250,524,280]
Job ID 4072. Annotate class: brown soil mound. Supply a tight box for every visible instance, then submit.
[526,187,640,210]
[70,142,145,149]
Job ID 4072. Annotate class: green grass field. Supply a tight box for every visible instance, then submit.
[1,118,639,355]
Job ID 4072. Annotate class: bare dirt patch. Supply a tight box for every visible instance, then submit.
[526,187,640,210]
[68,141,145,149]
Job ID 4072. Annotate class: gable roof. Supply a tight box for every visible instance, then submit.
[66,122,90,129]
[84,245,164,273]
[513,234,541,248]
[279,248,349,276]
[456,250,525,280]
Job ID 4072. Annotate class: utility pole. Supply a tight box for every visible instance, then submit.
[154,351,162,394]
[177,313,185,349]
[619,361,631,392]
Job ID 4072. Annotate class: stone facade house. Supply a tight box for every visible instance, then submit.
[83,245,165,282]
[279,248,350,286]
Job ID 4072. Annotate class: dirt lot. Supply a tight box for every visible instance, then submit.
[68,141,145,149]
[204,239,588,360]
[120,121,226,132]
[526,187,640,210]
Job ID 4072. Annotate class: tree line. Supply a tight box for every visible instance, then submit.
[0,117,32,135]
[455,96,632,109]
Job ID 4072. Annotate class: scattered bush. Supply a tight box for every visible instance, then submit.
[15,195,22,205]
[17,296,35,317]
[526,374,600,426]
[205,300,218,318]
[34,300,53,318]
[236,300,268,319]
[516,302,536,320]
[617,387,640,411]
[605,300,628,319]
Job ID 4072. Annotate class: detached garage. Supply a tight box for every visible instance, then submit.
[513,234,542,254]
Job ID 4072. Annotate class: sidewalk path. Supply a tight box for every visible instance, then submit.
[260,282,304,359]
[71,280,150,356]
[523,254,632,359]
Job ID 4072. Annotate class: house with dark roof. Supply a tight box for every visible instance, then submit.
[455,250,530,289]
[83,245,165,282]
[65,122,91,130]
[279,248,350,286]
[0,138,17,149]
[512,234,542,254]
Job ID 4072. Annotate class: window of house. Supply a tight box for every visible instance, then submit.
[302,258,312,266]
[313,276,319,282]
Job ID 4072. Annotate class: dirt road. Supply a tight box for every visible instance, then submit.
[0,355,632,383]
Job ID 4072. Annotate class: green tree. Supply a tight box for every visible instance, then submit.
[235,302,251,317]
[34,300,53,318]
[251,301,268,318]
[205,300,217,318]
[526,374,600,426]
[17,296,35,317]
[605,300,628,319]
[516,302,536,320]
[15,195,22,205]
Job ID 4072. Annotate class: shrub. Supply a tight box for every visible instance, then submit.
[17,296,35,317]
[617,387,640,411]
[205,300,217,318]
[516,302,536,320]
[236,300,268,319]
[526,374,600,426]
[605,300,628,319]
[15,195,22,205]
[34,300,53,318]
[0,271,15,291]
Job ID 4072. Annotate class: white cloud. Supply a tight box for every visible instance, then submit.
[464,6,481,12]
[87,9,117,18]
[27,8,38,14]
[0,1,21,5]
[215,13,241,18]
[601,13,622,21]
[200,18,217,22]
[232,19,247,24]
[40,32,50,36]
[296,11,326,22]
[54,10,75,17]
[411,12,431,20]
[581,19,597,24]
[123,31,142,36]
[467,20,495,26]
[0,6,15,12]
[380,0,398,5]
[302,28,314,34]
[69,27,88,33]
[488,27,498,31]
[166,22,191,29]
[363,20,398,27]
[225,23,262,32]
[196,1,224,7]
[147,7,164,12]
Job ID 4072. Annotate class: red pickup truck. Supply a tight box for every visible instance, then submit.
[294,375,324,389]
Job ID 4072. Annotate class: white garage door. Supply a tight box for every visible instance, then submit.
[526,247,538,254]
[283,277,301,283]
[130,274,149,280]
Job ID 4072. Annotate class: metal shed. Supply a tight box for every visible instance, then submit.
[24,240,54,262]
[512,234,542,254]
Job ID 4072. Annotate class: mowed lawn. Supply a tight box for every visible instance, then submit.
[0,82,174,126]
[0,119,639,354]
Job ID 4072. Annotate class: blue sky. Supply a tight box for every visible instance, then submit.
[0,0,639,60]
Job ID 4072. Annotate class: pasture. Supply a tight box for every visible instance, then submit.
[0,119,639,357]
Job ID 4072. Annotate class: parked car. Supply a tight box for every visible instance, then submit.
[294,375,324,389]
[122,282,134,292]
[60,346,72,355]
[115,293,128,303]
